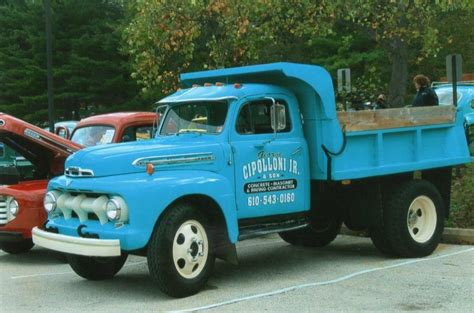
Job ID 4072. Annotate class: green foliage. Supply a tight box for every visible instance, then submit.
[124,0,339,95]
[336,0,474,106]
[448,163,474,228]
[0,0,141,124]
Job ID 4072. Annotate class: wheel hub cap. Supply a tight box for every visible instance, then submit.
[407,196,437,243]
[172,220,208,279]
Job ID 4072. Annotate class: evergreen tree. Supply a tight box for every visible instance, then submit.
[0,0,141,124]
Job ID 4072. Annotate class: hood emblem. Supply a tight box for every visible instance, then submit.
[65,178,73,187]
[65,167,95,177]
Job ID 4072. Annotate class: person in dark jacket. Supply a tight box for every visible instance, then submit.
[412,74,439,107]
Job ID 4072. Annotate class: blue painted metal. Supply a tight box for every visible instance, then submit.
[180,62,344,180]
[43,62,471,253]
[47,168,238,248]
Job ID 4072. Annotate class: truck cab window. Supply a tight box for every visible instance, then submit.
[236,99,291,135]
[122,125,153,142]
[160,101,228,135]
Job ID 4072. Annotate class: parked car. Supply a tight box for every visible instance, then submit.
[70,112,156,147]
[43,121,79,139]
[0,112,157,254]
[434,82,474,148]
[32,63,470,297]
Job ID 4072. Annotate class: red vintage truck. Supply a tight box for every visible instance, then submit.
[0,112,156,254]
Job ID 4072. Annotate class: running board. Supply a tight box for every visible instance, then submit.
[238,218,308,241]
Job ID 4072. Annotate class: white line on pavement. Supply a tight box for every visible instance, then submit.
[10,260,148,280]
[177,247,474,312]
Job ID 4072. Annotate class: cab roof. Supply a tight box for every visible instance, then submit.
[75,112,156,128]
[178,62,337,119]
[159,83,288,104]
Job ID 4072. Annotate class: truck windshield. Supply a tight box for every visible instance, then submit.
[71,126,115,147]
[159,101,229,135]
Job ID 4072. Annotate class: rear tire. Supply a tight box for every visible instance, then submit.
[67,254,128,280]
[279,218,342,247]
[369,204,396,256]
[147,202,215,298]
[384,180,444,257]
[0,239,34,254]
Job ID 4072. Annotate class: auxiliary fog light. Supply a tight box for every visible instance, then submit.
[7,198,19,217]
[44,191,58,213]
[106,198,122,221]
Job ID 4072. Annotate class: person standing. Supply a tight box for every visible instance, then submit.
[412,74,439,107]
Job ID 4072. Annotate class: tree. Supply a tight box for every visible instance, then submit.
[0,0,141,124]
[338,0,474,106]
[124,0,338,95]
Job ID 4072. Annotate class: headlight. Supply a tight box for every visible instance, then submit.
[7,198,19,217]
[106,199,121,221]
[44,191,57,213]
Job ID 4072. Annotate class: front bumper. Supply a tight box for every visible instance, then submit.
[32,227,121,257]
[0,231,24,243]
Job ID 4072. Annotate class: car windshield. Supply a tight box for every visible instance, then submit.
[71,125,115,147]
[435,89,463,106]
[159,101,229,136]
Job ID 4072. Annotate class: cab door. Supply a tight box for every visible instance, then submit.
[230,96,308,219]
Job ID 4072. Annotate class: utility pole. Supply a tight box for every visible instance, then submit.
[45,0,54,132]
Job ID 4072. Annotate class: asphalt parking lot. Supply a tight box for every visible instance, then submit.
[1,234,473,312]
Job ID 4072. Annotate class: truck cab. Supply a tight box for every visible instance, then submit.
[0,112,156,254]
[32,63,471,297]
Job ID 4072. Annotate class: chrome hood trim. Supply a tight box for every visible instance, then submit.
[132,152,215,167]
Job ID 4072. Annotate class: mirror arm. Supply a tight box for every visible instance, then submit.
[264,96,277,142]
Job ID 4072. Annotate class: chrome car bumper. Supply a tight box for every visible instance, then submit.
[32,227,121,257]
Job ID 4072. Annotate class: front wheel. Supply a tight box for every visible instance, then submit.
[384,180,445,257]
[147,202,215,298]
[279,218,342,247]
[67,254,128,280]
[0,239,34,254]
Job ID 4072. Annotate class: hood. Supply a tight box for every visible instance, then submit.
[65,135,226,178]
[0,180,48,197]
[0,113,82,176]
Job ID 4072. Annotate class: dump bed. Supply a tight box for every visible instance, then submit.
[334,105,469,180]
[180,62,471,181]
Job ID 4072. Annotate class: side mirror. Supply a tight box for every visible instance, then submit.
[271,102,286,131]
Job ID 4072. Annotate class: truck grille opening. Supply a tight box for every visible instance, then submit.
[0,196,7,225]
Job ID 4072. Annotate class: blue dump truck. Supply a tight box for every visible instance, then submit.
[33,63,471,297]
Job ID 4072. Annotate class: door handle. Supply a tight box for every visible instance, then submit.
[254,143,265,149]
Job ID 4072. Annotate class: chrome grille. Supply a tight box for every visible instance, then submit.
[0,196,7,225]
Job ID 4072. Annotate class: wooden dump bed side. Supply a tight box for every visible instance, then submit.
[337,105,456,132]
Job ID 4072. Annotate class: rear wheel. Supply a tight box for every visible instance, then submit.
[0,239,34,254]
[67,254,128,280]
[383,180,444,257]
[147,202,215,298]
[369,204,396,256]
[279,217,342,247]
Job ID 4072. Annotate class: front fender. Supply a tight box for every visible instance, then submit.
[142,170,238,244]
[48,171,237,251]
